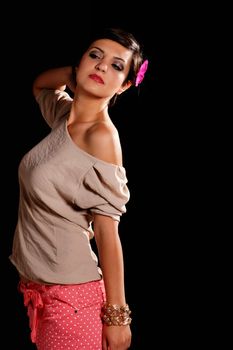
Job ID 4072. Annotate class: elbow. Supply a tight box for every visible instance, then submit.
[32,84,40,99]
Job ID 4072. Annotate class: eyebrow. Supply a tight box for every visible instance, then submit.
[90,46,126,63]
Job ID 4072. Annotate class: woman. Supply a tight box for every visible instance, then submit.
[9,27,148,350]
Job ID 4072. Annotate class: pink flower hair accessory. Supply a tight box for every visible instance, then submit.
[135,59,149,87]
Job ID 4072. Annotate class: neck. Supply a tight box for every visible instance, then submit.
[69,96,110,124]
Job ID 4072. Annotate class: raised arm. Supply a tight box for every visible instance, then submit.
[32,66,75,99]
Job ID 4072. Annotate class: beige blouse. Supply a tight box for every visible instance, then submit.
[9,89,130,285]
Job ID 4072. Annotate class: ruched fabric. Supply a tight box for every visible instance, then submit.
[76,162,129,222]
[18,281,44,343]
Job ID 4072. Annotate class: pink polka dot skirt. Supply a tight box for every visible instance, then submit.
[18,279,106,349]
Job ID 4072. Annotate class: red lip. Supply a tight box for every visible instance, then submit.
[89,74,104,84]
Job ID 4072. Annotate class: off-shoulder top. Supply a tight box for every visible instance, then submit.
[9,89,130,284]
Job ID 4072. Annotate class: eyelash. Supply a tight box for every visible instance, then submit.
[89,52,123,71]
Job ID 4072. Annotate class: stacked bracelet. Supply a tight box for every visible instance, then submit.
[101,303,132,326]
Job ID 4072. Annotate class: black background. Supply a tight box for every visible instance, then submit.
[1,3,193,349]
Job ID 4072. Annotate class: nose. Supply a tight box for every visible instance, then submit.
[95,61,107,73]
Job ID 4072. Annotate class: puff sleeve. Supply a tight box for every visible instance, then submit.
[36,89,73,128]
[75,162,130,222]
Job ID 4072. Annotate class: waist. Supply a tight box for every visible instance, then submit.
[19,274,55,285]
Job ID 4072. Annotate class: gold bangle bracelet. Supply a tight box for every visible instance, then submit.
[101,303,132,326]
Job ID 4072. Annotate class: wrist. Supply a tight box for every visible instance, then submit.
[101,303,132,326]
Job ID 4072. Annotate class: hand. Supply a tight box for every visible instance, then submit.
[102,324,132,350]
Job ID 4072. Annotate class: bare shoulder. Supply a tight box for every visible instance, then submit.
[85,122,123,166]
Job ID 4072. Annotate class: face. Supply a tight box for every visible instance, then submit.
[75,39,133,100]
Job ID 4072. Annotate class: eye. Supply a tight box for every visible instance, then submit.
[112,63,123,71]
[89,51,101,59]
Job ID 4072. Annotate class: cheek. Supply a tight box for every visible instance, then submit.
[77,55,93,73]
[109,72,126,88]
[76,63,90,82]
[77,60,88,74]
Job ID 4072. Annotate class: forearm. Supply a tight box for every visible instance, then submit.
[94,217,126,305]
[100,234,126,305]
[32,66,73,98]
[92,203,132,350]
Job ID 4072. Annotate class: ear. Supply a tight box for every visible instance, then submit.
[117,81,132,95]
